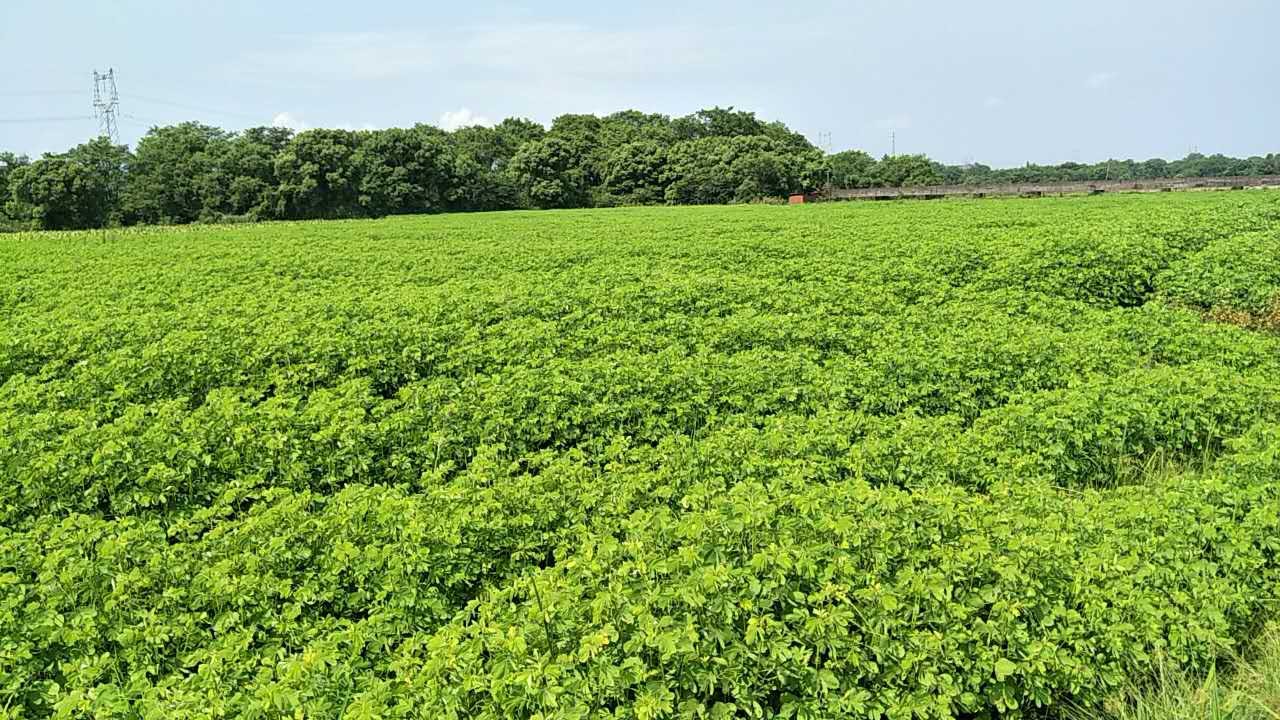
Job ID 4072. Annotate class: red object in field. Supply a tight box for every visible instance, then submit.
[788,194,806,204]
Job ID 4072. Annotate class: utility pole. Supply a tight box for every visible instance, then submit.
[92,69,120,143]
[818,131,834,189]
[891,130,896,157]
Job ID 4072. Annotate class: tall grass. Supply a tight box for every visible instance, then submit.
[1088,625,1280,720]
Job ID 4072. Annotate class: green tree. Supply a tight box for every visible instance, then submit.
[501,113,609,207]
[827,150,877,188]
[448,154,525,211]
[9,137,130,230]
[1137,158,1170,179]
[1170,153,1244,178]
[0,152,32,230]
[124,122,231,225]
[509,136,593,209]
[761,120,819,154]
[961,164,1005,184]
[872,154,942,187]
[546,114,607,189]
[672,106,767,140]
[602,140,670,205]
[273,129,364,219]
[354,126,456,216]
[217,126,294,219]
[599,111,675,148]
[665,135,821,204]
[450,119,544,174]
[447,119,545,211]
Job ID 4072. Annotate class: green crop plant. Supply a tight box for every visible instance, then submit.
[2,191,1280,718]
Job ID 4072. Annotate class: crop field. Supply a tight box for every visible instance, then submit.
[3,192,1280,719]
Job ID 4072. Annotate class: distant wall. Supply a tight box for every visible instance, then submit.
[828,175,1280,200]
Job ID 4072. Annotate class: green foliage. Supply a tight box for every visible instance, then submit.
[873,153,944,187]
[599,111,677,148]
[827,149,877,188]
[671,106,769,141]
[942,153,1280,186]
[664,135,822,204]
[510,136,596,209]
[214,126,294,220]
[977,231,1174,306]
[353,126,456,216]
[447,119,545,211]
[273,128,366,220]
[123,122,232,225]
[0,152,33,231]
[2,191,1280,718]
[1089,622,1280,719]
[604,141,671,205]
[7,137,130,230]
[1158,230,1280,316]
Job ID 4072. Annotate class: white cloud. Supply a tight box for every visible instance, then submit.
[438,108,493,131]
[1086,71,1118,89]
[271,111,309,131]
[271,113,381,132]
[983,96,1005,108]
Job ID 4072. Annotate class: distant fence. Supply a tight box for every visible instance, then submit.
[826,175,1280,201]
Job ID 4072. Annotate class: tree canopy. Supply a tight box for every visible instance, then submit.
[8,138,130,230]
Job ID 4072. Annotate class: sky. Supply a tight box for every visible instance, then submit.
[1,0,1276,167]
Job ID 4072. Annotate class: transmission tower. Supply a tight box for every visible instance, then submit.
[92,69,120,143]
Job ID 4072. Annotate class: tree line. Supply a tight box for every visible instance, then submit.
[2,106,1277,231]
[828,149,1280,189]
[0,108,823,231]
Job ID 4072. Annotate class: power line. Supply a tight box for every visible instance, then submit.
[0,90,82,98]
[120,112,163,128]
[121,92,260,121]
[0,115,93,124]
[6,79,265,141]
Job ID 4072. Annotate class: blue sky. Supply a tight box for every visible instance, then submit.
[1,0,1276,166]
